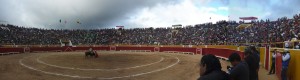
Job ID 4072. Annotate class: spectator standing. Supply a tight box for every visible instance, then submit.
[244,47,259,80]
[198,54,229,80]
[250,46,260,80]
[268,49,277,75]
[228,53,249,80]
[281,49,291,80]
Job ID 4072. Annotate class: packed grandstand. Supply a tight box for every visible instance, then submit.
[0,14,300,47]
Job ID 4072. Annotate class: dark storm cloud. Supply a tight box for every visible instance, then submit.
[1,0,298,29]
[0,0,176,29]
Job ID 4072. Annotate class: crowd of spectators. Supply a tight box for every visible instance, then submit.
[1,13,300,46]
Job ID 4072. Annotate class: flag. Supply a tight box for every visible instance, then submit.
[77,19,81,24]
[68,40,73,47]
[59,39,65,47]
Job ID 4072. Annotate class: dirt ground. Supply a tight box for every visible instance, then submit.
[0,51,278,80]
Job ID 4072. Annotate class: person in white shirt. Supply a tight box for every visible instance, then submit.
[281,49,291,80]
[89,48,93,52]
[268,49,277,75]
[295,42,300,49]
[284,41,290,48]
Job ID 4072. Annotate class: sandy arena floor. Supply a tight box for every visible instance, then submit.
[0,51,278,80]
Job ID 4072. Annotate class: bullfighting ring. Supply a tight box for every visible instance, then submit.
[0,51,278,80]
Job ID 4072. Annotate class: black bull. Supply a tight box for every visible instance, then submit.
[85,51,98,58]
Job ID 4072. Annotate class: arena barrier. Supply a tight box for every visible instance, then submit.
[72,46,110,51]
[159,47,197,54]
[286,49,300,80]
[30,47,64,52]
[116,46,155,52]
[206,45,238,50]
[275,52,282,79]
[202,48,244,60]
[0,47,25,53]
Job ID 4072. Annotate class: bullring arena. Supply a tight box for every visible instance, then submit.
[0,46,280,80]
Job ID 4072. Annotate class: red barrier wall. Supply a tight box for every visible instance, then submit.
[159,47,197,53]
[276,52,282,79]
[265,46,270,70]
[72,47,110,51]
[196,48,202,54]
[202,48,244,59]
[30,47,64,52]
[110,46,116,51]
[0,48,24,53]
[116,47,155,52]
[0,47,243,58]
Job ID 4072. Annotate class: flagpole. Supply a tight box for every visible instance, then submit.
[210,17,212,23]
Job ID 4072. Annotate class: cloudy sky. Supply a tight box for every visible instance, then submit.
[0,0,299,29]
